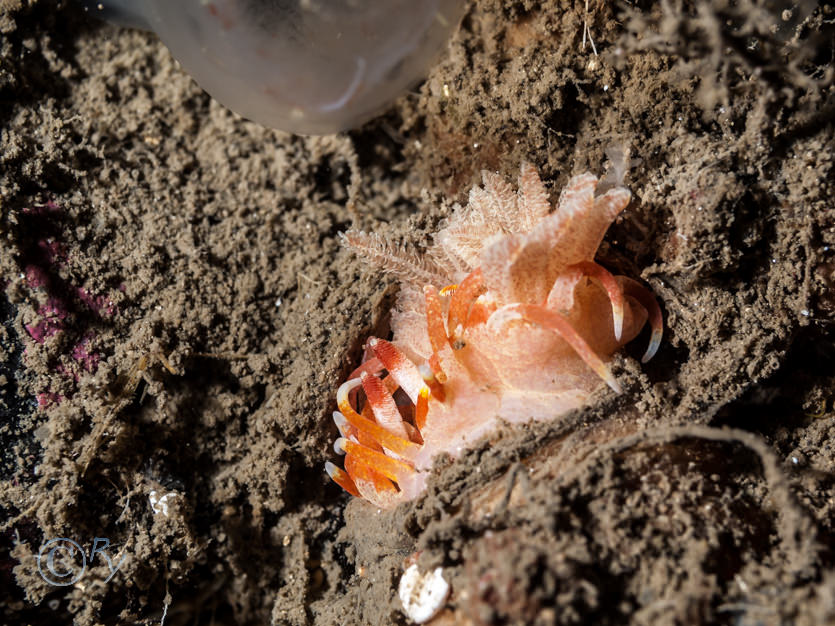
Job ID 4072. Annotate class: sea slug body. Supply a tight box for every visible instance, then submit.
[326,164,663,508]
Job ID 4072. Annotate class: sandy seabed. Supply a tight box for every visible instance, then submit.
[1,0,835,624]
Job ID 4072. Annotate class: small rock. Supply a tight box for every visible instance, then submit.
[398,563,449,624]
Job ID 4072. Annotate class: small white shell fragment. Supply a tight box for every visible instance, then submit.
[398,563,449,624]
[149,490,177,517]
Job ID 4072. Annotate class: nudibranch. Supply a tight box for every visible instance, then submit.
[79,0,465,134]
[326,165,663,508]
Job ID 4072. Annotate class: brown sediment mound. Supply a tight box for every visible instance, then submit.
[1,0,833,624]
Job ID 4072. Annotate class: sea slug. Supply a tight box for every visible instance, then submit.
[327,164,663,508]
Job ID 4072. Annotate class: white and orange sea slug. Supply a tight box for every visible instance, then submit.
[326,164,663,508]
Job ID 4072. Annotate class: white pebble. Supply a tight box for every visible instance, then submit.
[398,564,449,624]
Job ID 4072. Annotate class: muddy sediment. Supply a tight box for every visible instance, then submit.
[1,0,834,624]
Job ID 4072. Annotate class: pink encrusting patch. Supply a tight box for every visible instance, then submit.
[24,298,68,344]
[21,201,61,216]
[71,335,101,374]
[37,392,64,408]
[76,288,117,318]
[16,203,119,409]
[24,265,51,289]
